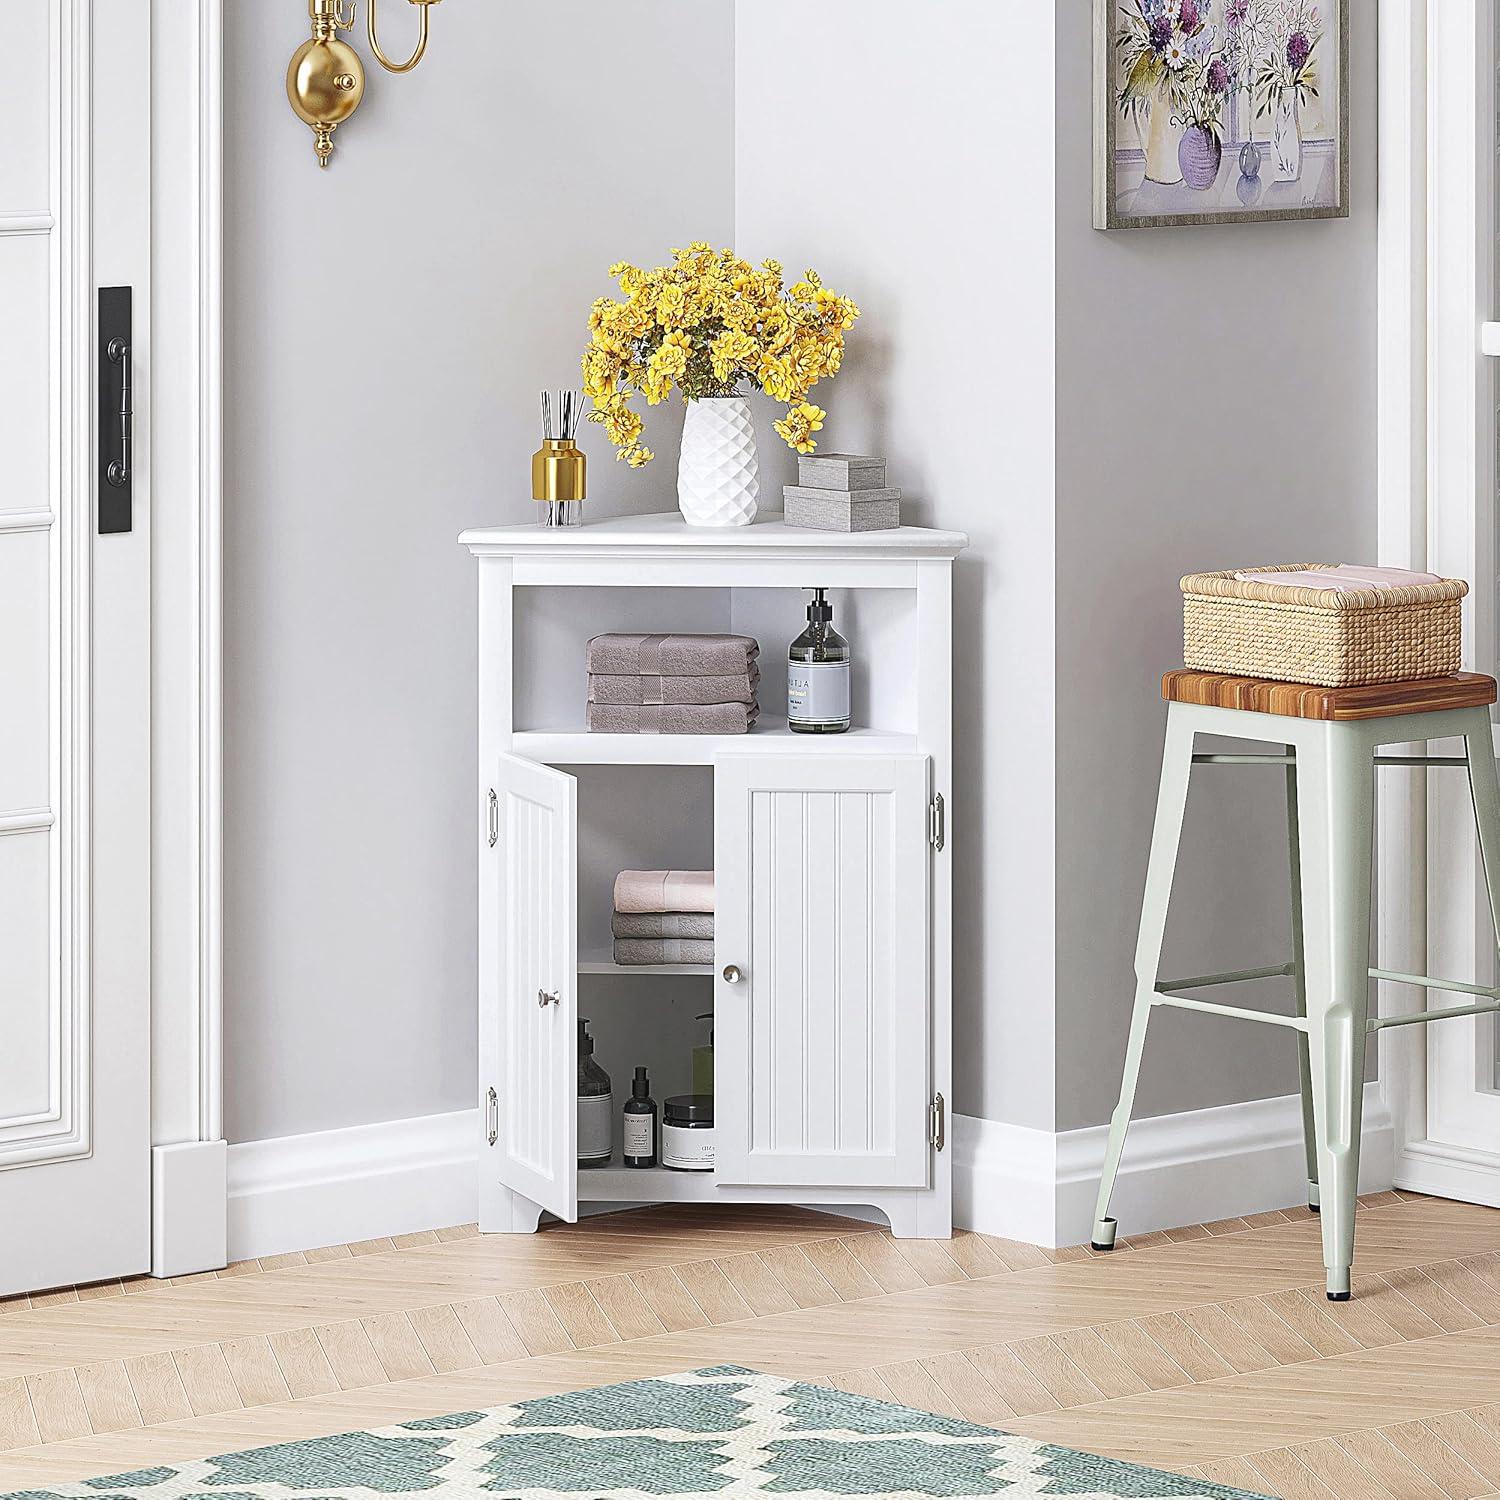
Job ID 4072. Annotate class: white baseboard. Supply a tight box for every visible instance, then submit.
[228,1086,1396,1261]
[227,1110,479,1262]
[955,1083,1394,1248]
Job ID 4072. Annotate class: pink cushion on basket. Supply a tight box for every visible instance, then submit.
[1232,564,1444,592]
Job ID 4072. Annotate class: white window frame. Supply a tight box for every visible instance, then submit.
[1379,0,1500,1202]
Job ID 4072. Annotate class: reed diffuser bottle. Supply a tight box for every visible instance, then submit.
[532,389,586,527]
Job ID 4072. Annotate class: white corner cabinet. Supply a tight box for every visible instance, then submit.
[461,512,966,1237]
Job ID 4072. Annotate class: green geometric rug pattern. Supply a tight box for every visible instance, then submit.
[0,1365,1269,1499]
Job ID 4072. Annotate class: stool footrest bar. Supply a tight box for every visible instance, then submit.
[1192,754,1295,765]
[1368,998,1500,1031]
[1154,963,1297,992]
[1368,967,1500,1000]
[1151,992,1307,1029]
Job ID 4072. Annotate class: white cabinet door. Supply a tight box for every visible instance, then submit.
[714,754,931,1187]
[483,754,577,1223]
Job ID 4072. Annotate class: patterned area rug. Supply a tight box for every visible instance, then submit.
[2,1365,1269,1499]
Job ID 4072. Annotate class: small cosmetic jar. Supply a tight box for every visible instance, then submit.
[662,1094,714,1171]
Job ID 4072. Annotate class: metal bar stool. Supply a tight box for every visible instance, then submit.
[1091,668,1500,1299]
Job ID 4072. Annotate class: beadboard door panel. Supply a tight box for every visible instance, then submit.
[713,754,931,1188]
[487,754,577,1223]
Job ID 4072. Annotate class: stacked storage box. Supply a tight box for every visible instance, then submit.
[784,453,901,532]
[586,633,759,734]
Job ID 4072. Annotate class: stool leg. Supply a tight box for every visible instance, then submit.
[1463,714,1500,960]
[1286,758,1319,1212]
[1295,726,1374,1300]
[1092,706,1194,1251]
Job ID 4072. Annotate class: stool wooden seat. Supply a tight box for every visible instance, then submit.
[1093,667,1500,1299]
[1163,669,1497,721]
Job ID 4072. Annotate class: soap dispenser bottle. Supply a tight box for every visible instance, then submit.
[788,588,851,733]
[577,1019,613,1166]
[622,1066,657,1168]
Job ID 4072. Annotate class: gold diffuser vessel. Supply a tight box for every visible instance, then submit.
[532,390,587,527]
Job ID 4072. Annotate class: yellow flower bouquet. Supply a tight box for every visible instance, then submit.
[581,243,860,470]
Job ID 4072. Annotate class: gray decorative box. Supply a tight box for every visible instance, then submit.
[783,484,901,533]
[796,453,887,491]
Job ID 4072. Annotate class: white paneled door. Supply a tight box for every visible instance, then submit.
[713,754,932,1188]
[0,1,151,1294]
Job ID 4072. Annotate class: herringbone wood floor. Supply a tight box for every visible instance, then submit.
[3,1192,1500,1497]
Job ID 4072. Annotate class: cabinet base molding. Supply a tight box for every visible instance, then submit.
[955,1083,1394,1249]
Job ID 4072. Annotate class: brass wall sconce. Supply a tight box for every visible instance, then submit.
[287,0,442,168]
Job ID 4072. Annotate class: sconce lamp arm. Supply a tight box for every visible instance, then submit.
[367,0,436,74]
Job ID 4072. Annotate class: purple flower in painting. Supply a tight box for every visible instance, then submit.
[1225,0,1249,27]
[1206,57,1230,94]
[1148,12,1172,50]
[1179,0,1201,31]
[1287,29,1312,69]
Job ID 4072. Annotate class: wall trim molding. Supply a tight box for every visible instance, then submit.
[230,1089,1394,1262]
[227,1111,478,1262]
[149,0,225,1276]
[955,1085,1394,1249]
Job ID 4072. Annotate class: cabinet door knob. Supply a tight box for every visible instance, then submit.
[537,988,559,1008]
[721,965,743,984]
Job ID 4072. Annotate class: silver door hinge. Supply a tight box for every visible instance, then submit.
[928,1092,946,1151]
[928,793,945,851]
[485,1086,498,1146]
[487,789,498,848]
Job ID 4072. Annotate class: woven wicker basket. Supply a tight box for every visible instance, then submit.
[1181,564,1467,688]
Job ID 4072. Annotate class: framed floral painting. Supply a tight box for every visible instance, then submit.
[1093,0,1349,229]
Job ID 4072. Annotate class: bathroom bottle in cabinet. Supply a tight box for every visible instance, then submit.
[482,750,933,1227]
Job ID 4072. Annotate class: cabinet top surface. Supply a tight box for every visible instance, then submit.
[460,510,967,559]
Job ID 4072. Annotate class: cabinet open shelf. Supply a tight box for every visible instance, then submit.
[513,720,917,767]
[577,950,713,977]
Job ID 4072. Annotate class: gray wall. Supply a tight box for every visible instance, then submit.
[1052,7,1378,1130]
[223,0,735,1143]
[735,0,1059,1130]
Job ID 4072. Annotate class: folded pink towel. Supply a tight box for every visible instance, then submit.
[587,633,759,676]
[614,869,715,914]
[589,667,760,707]
[1233,565,1445,592]
[587,701,757,734]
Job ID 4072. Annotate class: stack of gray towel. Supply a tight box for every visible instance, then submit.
[612,869,714,965]
[587,633,759,734]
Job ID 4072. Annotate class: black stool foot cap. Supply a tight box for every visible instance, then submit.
[1309,1202,1321,1214]
[1326,1290,1351,1302]
[1090,1241,1115,1253]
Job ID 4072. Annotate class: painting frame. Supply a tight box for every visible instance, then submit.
[1092,0,1350,230]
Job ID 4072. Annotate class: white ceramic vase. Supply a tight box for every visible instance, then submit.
[1272,91,1302,182]
[677,396,759,528]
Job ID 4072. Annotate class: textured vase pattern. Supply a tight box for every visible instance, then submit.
[1178,126,1222,190]
[678,397,760,528]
